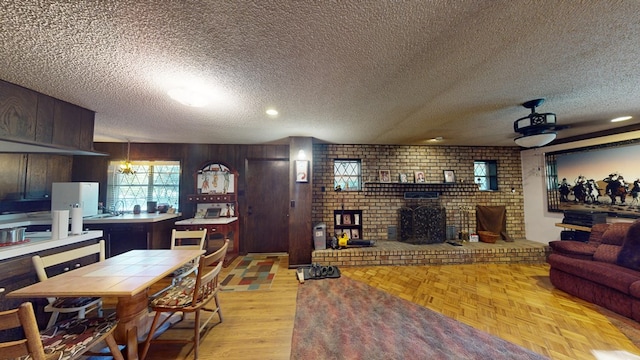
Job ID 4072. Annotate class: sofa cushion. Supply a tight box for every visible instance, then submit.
[593,244,622,264]
[588,223,609,245]
[602,222,633,245]
[549,240,597,260]
[548,253,640,295]
[617,221,640,270]
[628,281,640,298]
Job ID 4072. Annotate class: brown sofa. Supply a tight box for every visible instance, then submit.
[547,221,640,321]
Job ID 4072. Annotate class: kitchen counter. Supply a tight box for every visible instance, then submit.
[0,212,180,229]
[84,213,180,224]
[0,212,180,258]
[0,230,103,261]
[175,217,238,225]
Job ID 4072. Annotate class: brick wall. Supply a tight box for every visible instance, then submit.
[312,144,525,241]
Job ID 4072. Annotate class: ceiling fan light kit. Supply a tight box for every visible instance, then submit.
[514,132,557,148]
[513,98,559,148]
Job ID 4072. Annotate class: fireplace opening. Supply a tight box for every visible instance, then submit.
[398,206,446,244]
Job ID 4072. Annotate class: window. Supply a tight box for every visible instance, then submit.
[107,161,181,212]
[334,159,361,191]
[474,160,498,191]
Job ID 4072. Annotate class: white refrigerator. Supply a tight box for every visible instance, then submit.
[51,182,99,217]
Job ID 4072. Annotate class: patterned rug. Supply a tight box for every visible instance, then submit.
[291,276,548,359]
[220,255,279,291]
[601,307,640,349]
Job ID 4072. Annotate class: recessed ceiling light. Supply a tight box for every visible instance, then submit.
[611,116,632,123]
[167,87,210,107]
[428,136,444,142]
[266,108,279,116]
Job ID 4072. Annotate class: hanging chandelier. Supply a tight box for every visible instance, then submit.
[119,141,136,175]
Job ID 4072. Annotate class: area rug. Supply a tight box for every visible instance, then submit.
[290,276,548,360]
[220,255,279,291]
[601,307,640,349]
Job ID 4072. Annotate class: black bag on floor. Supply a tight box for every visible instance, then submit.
[299,263,341,280]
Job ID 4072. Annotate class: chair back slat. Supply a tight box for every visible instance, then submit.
[204,239,228,267]
[171,229,207,250]
[0,302,47,360]
[32,240,106,281]
[0,309,21,331]
[191,240,228,306]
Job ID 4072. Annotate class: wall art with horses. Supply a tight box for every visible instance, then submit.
[546,138,640,219]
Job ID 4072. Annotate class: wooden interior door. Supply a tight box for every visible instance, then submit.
[245,159,290,253]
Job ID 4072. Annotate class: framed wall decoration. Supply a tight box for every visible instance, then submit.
[546,138,640,218]
[443,170,456,183]
[296,160,309,183]
[414,171,425,183]
[196,162,235,194]
[399,173,408,183]
[379,170,391,182]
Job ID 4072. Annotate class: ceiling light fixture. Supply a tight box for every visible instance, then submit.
[266,108,279,116]
[119,141,136,175]
[611,116,632,123]
[513,99,557,148]
[514,133,557,148]
[167,87,210,107]
[428,136,444,142]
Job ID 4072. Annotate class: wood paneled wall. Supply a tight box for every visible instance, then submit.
[288,137,313,266]
[73,142,305,260]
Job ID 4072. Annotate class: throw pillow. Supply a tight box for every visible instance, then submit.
[602,222,633,245]
[593,244,622,264]
[616,221,640,270]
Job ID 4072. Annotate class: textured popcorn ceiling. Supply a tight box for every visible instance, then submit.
[1,1,640,146]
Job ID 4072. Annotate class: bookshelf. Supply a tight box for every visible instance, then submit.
[334,209,363,240]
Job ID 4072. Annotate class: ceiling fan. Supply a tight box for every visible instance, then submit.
[513,98,566,148]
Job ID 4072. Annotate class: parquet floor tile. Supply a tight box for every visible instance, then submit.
[341,263,640,360]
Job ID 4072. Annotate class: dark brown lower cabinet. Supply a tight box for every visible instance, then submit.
[86,219,174,258]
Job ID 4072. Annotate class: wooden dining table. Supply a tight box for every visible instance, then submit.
[7,249,205,360]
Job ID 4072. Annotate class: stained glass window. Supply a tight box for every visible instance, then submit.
[334,159,361,191]
[474,160,498,191]
[107,161,180,212]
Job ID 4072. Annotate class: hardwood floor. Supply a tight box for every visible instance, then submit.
[124,255,640,360]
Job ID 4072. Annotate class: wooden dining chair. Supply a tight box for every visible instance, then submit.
[141,239,229,360]
[32,240,105,329]
[0,301,124,360]
[169,229,208,284]
[171,228,208,250]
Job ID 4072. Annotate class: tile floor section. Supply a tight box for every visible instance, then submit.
[312,239,551,266]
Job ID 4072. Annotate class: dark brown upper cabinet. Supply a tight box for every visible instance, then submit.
[0,81,37,141]
[0,79,96,152]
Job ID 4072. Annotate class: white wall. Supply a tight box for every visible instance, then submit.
[522,130,640,244]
